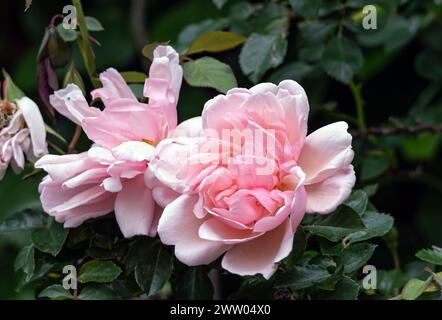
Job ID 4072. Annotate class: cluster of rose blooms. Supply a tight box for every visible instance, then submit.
[0,46,355,279]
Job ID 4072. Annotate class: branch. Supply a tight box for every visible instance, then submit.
[352,123,442,139]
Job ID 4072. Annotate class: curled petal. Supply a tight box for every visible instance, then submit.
[305,165,356,214]
[298,121,354,184]
[221,219,294,279]
[49,84,100,125]
[16,97,47,158]
[158,194,230,265]
[91,68,136,101]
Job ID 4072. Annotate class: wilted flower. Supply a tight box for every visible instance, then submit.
[0,87,47,180]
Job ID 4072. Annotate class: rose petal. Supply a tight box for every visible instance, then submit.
[158,194,230,265]
[221,219,294,279]
[305,165,356,214]
[114,175,155,238]
[298,121,354,184]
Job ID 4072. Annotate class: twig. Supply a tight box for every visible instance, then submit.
[352,123,442,139]
[68,125,82,153]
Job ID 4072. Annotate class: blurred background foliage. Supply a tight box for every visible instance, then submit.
[1,0,442,299]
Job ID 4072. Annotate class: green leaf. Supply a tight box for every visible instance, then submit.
[177,19,229,50]
[299,21,337,43]
[401,132,441,161]
[183,57,237,94]
[321,36,363,84]
[188,31,245,54]
[78,260,122,284]
[360,155,390,180]
[229,276,274,300]
[174,266,213,300]
[306,207,365,242]
[334,276,360,300]
[0,209,45,233]
[299,43,324,62]
[123,238,156,272]
[63,62,86,94]
[378,270,406,296]
[212,0,228,9]
[289,0,323,20]
[344,190,368,215]
[135,245,173,296]
[285,229,307,267]
[56,24,78,42]
[416,247,442,266]
[346,211,394,244]
[402,276,432,300]
[415,49,442,81]
[320,240,344,256]
[2,69,25,101]
[14,245,35,282]
[85,16,104,32]
[267,62,313,84]
[38,284,73,300]
[239,33,287,83]
[342,243,377,274]
[31,217,68,256]
[79,284,120,300]
[275,265,330,290]
[120,71,147,84]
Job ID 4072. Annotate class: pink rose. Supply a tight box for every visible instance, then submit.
[36,45,183,238]
[151,81,355,279]
[1,96,47,180]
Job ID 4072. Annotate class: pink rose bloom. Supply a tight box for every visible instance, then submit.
[150,81,355,279]
[35,45,183,238]
[0,95,47,180]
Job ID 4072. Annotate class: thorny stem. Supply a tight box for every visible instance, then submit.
[352,123,442,139]
[349,81,366,130]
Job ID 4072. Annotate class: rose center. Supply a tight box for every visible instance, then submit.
[0,100,18,129]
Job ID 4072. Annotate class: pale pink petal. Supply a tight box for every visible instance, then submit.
[305,165,356,214]
[50,185,108,212]
[253,193,292,233]
[170,117,203,138]
[82,107,167,149]
[112,141,155,162]
[0,161,8,180]
[298,121,354,184]
[88,146,116,164]
[158,194,230,265]
[290,186,307,231]
[144,45,183,130]
[114,176,155,238]
[102,176,123,192]
[148,137,199,192]
[199,218,263,244]
[91,68,136,101]
[62,167,108,189]
[151,186,180,208]
[57,197,116,228]
[202,91,249,132]
[16,97,47,158]
[221,219,294,279]
[49,84,100,125]
[277,80,309,145]
[35,152,94,182]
